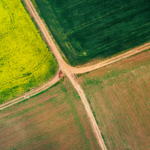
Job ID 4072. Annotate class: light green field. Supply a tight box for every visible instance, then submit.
[0,0,57,103]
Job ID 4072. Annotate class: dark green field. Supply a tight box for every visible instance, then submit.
[33,0,150,65]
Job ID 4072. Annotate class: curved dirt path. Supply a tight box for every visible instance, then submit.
[1,0,149,149]
[69,42,150,74]
[23,0,107,149]
[0,69,60,111]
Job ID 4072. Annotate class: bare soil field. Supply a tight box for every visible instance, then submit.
[0,79,99,150]
[77,51,150,150]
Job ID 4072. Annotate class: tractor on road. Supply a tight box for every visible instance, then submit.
[59,70,63,78]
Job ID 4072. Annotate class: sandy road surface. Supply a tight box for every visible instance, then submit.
[23,0,107,149]
[23,1,149,149]
[0,69,60,111]
[69,42,150,74]
[1,0,149,149]
[67,72,107,150]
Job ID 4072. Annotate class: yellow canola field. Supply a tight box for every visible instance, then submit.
[0,0,57,103]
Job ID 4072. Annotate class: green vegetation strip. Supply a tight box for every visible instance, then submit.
[0,0,57,103]
[33,0,150,65]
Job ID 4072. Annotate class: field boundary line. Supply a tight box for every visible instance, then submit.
[23,0,108,149]
[1,0,150,149]
[0,69,60,110]
[69,42,150,74]
[67,73,107,150]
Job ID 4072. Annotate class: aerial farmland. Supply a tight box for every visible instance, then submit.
[0,79,99,150]
[78,50,150,149]
[33,0,150,65]
[0,0,150,150]
[0,0,57,103]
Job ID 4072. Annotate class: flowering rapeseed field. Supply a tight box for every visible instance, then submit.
[0,0,57,103]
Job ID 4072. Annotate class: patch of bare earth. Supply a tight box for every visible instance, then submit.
[78,50,150,150]
[0,80,99,150]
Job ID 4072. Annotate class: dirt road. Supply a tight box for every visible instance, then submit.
[23,0,107,149]
[1,0,149,149]
[67,72,107,150]
[69,42,150,74]
[0,69,60,111]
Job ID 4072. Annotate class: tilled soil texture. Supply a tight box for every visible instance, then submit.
[0,79,99,150]
[77,50,150,150]
[33,0,150,65]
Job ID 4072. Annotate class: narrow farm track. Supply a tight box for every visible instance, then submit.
[69,42,150,74]
[0,0,149,149]
[0,69,60,111]
[23,0,107,149]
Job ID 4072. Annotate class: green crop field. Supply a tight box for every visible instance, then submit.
[78,51,150,149]
[33,0,150,65]
[0,0,57,103]
[0,79,99,150]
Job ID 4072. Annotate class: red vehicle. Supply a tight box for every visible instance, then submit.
[59,70,63,78]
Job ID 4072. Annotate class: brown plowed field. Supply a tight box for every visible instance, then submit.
[77,51,150,150]
[0,79,99,150]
